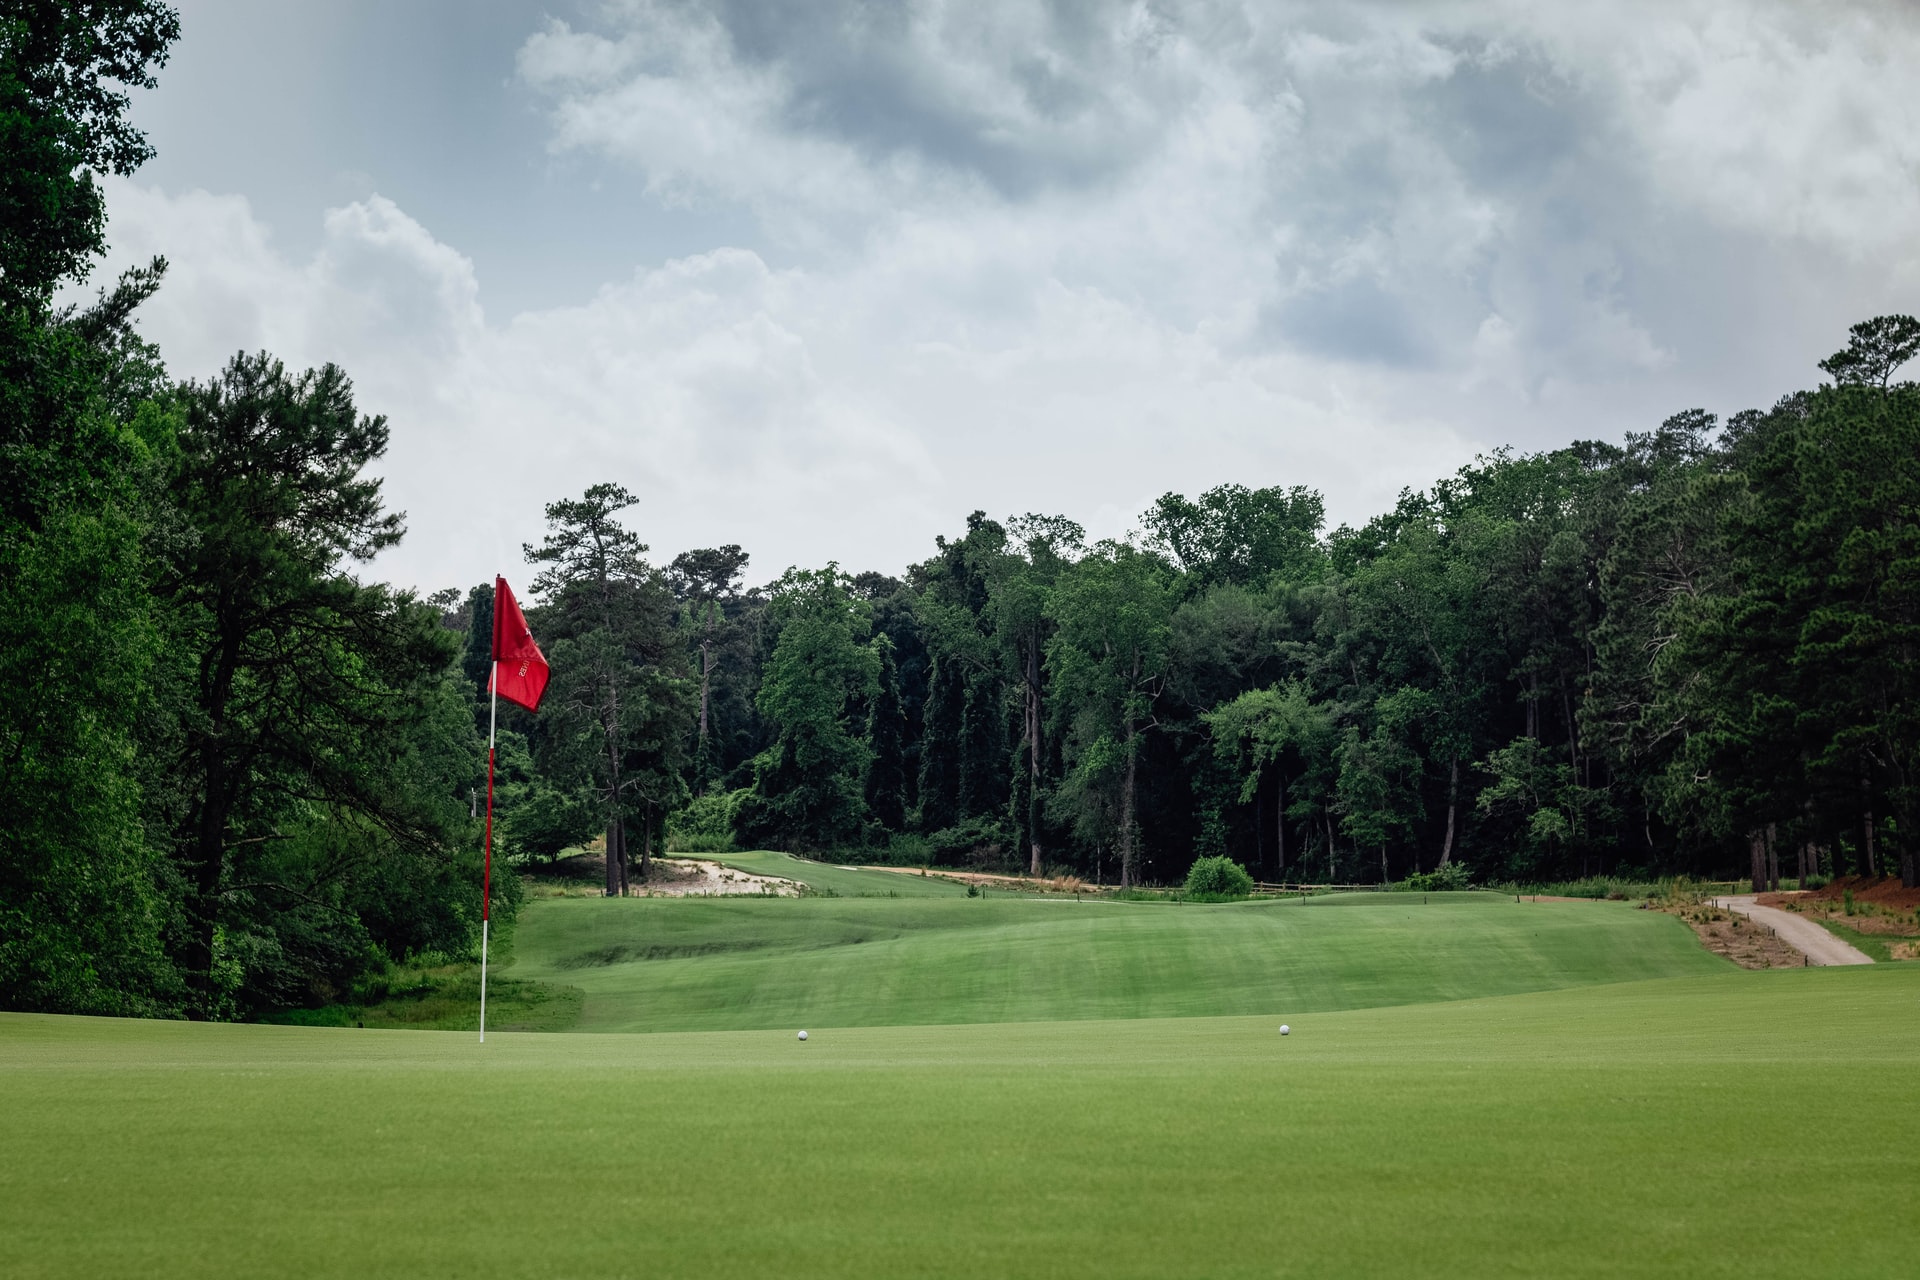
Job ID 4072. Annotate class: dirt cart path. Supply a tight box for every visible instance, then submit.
[1713,895,1873,966]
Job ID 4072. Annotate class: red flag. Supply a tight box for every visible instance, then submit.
[491,576,549,712]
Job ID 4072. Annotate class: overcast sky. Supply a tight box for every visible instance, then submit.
[90,0,1920,593]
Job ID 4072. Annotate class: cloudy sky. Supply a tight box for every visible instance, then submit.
[91,0,1920,592]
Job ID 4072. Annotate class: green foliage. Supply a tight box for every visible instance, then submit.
[0,0,179,310]
[737,567,879,851]
[666,787,751,853]
[921,814,1014,867]
[1183,854,1254,898]
[1400,862,1474,891]
[1142,482,1325,589]
[527,483,694,890]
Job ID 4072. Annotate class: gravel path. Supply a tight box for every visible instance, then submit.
[1713,895,1873,966]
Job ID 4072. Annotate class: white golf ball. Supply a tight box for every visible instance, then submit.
[797,1030,808,1041]
[1279,1025,1291,1035]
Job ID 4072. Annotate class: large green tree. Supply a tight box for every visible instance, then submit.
[159,352,469,1015]
[1046,542,1175,887]
[527,484,692,894]
[738,566,879,852]
[0,0,180,1014]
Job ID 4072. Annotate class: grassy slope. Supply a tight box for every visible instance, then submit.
[1810,916,1904,962]
[6,966,1917,1279]
[714,849,972,897]
[509,892,1727,1033]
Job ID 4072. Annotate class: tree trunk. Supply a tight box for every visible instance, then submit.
[1326,813,1335,881]
[1026,640,1043,877]
[1748,830,1765,894]
[698,638,712,741]
[1765,822,1779,893]
[1438,758,1458,868]
[640,801,654,880]
[185,767,232,1017]
[1380,844,1389,884]
[1119,721,1138,889]
[605,672,625,895]
[1255,785,1265,872]
[1276,773,1287,877]
[1859,766,1877,877]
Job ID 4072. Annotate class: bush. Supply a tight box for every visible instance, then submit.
[1401,862,1474,892]
[666,832,736,854]
[1184,855,1254,899]
[666,788,752,852]
[922,815,1013,868]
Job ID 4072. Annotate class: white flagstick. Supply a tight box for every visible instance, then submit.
[481,659,498,1043]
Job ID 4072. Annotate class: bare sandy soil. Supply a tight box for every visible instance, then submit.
[525,852,798,898]
[627,858,799,897]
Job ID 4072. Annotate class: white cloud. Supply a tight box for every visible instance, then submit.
[89,0,1920,592]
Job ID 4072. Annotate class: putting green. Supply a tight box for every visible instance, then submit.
[510,891,1727,1032]
[5,966,1915,1278]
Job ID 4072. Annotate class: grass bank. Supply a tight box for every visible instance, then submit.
[508,889,1725,1033]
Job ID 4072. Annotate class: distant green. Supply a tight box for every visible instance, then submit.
[715,848,971,897]
[507,889,1725,1033]
[5,966,1916,1279]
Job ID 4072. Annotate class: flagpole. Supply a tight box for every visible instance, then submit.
[481,658,497,1043]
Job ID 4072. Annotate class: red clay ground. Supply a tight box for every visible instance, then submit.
[1757,877,1920,949]
[1761,875,1920,912]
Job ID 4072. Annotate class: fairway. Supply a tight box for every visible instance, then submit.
[509,889,1726,1032]
[5,966,1917,1279]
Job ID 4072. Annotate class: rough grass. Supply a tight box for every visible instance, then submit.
[5,965,1917,1279]
[1811,917,1907,963]
[506,889,1727,1033]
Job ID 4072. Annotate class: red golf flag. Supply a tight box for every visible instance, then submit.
[491,576,549,712]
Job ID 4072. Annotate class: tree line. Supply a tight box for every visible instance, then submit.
[511,318,1917,904]
[4,3,1918,1023]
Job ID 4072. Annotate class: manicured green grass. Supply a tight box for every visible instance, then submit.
[264,970,583,1032]
[715,848,972,897]
[508,891,1727,1033]
[6,965,1916,1279]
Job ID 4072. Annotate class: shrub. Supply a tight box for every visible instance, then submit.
[922,815,1013,868]
[667,832,736,854]
[1402,862,1473,892]
[666,788,752,852]
[1184,855,1254,899]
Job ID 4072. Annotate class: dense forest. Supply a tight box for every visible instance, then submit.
[4,3,1919,1021]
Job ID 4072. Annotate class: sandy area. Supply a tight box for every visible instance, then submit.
[635,858,800,897]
